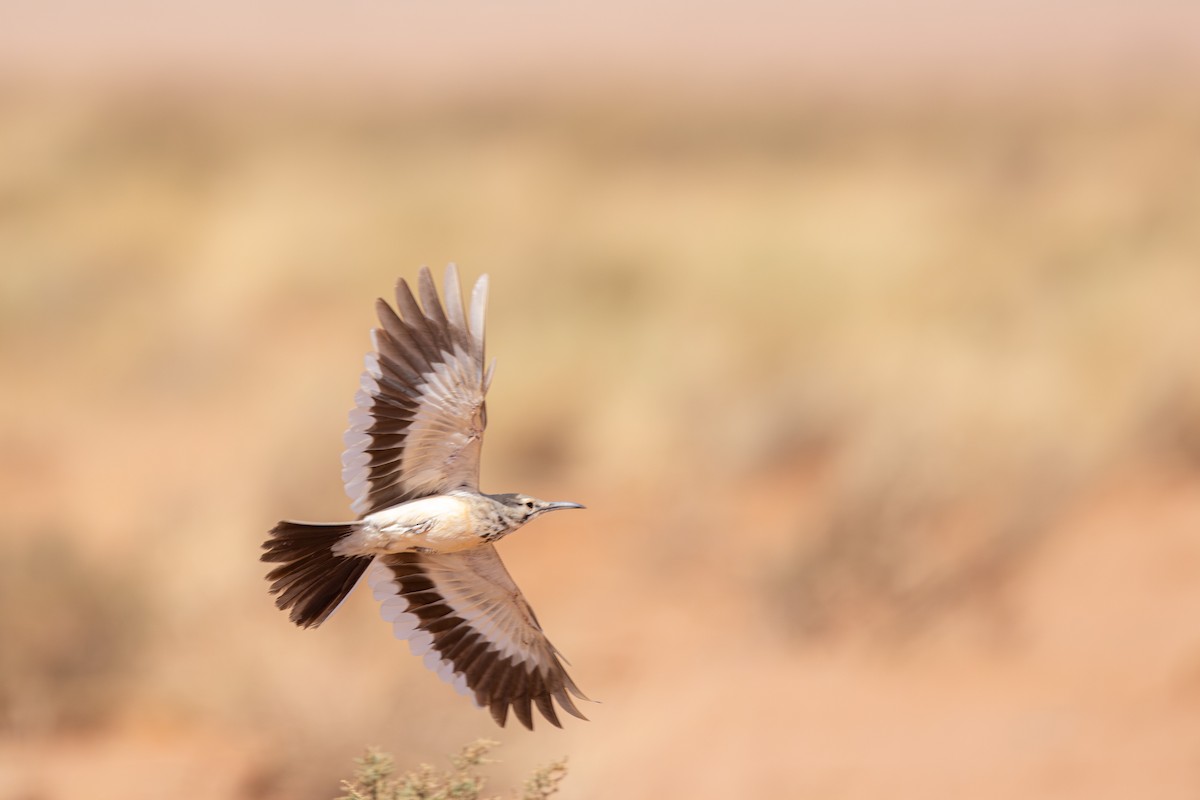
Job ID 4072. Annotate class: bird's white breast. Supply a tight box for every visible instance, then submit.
[334,494,482,555]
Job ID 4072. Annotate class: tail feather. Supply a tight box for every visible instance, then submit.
[262,521,372,628]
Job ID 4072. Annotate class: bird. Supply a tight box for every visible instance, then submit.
[261,264,589,730]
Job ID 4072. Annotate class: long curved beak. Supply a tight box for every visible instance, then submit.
[544,501,585,512]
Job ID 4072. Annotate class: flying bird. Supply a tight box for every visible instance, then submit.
[262,265,588,730]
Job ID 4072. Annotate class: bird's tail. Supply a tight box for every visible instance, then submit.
[261,521,372,628]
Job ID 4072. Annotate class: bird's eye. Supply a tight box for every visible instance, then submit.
[523,499,535,509]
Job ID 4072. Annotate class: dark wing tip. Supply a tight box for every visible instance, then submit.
[475,667,589,731]
[488,699,509,728]
[511,693,534,731]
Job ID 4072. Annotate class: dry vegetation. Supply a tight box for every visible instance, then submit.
[337,740,567,800]
[1,84,1199,798]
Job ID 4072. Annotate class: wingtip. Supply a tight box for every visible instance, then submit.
[468,273,488,347]
[534,691,562,729]
[473,272,490,298]
[418,264,433,280]
[511,695,534,730]
[488,700,509,728]
[415,265,436,303]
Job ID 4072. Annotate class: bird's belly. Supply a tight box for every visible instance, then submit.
[397,515,479,552]
[348,495,481,554]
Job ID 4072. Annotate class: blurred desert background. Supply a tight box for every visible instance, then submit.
[3,2,1200,798]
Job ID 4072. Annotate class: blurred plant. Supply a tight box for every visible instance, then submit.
[337,740,568,800]
[0,531,150,733]
[770,436,1071,643]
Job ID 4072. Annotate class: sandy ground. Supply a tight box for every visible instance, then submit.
[3,467,1199,799]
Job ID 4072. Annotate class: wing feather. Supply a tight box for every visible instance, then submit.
[392,278,443,366]
[374,301,428,374]
[468,275,488,355]
[366,546,588,730]
[417,268,455,351]
[343,265,489,516]
[442,264,468,338]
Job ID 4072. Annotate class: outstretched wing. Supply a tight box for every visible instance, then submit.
[367,545,589,730]
[342,265,491,517]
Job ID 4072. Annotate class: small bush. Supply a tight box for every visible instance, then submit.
[338,740,567,800]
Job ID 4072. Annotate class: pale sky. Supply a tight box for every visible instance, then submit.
[1,0,1197,94]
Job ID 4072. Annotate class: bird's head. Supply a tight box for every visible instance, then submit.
[492,493,585,525]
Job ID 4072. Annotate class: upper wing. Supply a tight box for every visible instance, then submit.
[367,545,589,730]
[342,265,492,517]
